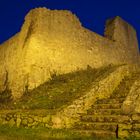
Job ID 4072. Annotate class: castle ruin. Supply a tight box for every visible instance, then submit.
[0,8,140,138]
[0,8,139,99]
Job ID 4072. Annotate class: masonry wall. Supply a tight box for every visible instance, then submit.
[0,8,139,98]
[105,16,139,62]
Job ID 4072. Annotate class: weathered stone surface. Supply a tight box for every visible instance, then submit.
[9,118,15,127]
[0,7,139,99]
[28,117,34,123]
[16,118,21,127]
[42,116,51,123]
[132,114,140,123]
[21,119,28,126]
[122,79,140,114]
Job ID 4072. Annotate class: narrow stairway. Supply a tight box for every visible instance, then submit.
[74,72,140,138]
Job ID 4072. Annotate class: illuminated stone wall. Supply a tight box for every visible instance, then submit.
[0,8,139,98]
[122,79,140,114]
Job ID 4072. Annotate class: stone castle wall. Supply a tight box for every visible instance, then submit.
[0,8,139,98]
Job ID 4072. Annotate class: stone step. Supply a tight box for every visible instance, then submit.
[132,131,140,138]
[96,98,125,104]
[87,109,121,115]
[74,122,118,131]
[132,114,140,123]
[91,103,122,109]
[73,130,116,138]
[80,115,130,123]
[133,124,140,131]
[110,94,128,99]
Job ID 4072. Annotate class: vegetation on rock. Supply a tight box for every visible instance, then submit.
[0,65,115,110]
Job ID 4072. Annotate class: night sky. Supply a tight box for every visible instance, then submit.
[0,0,140,46]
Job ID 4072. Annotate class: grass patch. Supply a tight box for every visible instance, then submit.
[15,65,116,110]
[0,125,133,140]
[0,65,116,111]
[0,125,138,140]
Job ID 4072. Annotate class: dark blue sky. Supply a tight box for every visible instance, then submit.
[0,0,140,45]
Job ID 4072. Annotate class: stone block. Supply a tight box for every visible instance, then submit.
[16,118,21,127]
[9,118,15,127]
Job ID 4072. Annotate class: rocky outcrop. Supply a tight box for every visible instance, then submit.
[122,78,140,114]
[0,8,139,99]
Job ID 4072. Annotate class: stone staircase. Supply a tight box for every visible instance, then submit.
[74,96,126,138]
[74,72,140,139]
